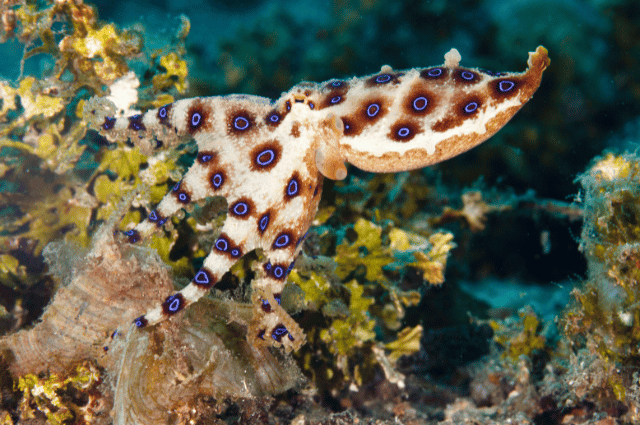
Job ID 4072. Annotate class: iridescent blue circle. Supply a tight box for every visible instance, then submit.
[464,102,479,114]
[274,234,290,248]
[413,97,428,111]
[397,127,411,138]
[191,112,201,127]
[256,150,275,166]
[287,179,298,196]
[215,238,229,252]
[233,202,248,215]
[259,214,269,231]
[460,71,475,80]
[211,173,223,188]
[234,116,250,130]
[498,80,515,92]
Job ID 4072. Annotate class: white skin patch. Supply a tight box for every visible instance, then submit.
[84,46,549,352]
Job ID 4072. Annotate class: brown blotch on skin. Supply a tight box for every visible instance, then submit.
[489,76,524,100]
[319,90,347,109]
[227,109,256,136]
[365,72,402,88]
[341,115,363,137]
[431,114,461,133]
[157,103,172,127]
[128,115,146,132]
[250,140,282,172]
[214,232,243,260]
[453,68,481,84]
[257,208,275,235]
[420,67,449,81]
[208,168,227,192]
[458,95,483,117]
[173,188,191,204]
[359,96,390,124]
[290,122,301,138]
[388,121,421,142]
[186,100,212,135]
[162,293,186,316]
[197,151,217,165]
[229,197,255,220]
[284,171,303,201]
[323,80,349,91]
[192,267,217,288]
[265,109,284,128]
[403,87,438,116]
[432,95,485,132]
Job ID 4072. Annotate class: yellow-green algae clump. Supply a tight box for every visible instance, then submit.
[291,216,454,390]
[0,0,192,295]
[562,153,640,400]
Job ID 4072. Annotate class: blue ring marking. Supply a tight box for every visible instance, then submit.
[331,96,342,104]
[274,234,290,248]
[268,112,280,123]
[232,202,249,216]
[265,261,272,270]
[427,68,443,77]
[178,192,189,203]
[331,80,344,87]
[259,214,270,232]
[231,249,240,257]
[215,237,229,252]
[172,181,180,191]
[128,115,144,131]
[286,101,291,111]
[256,149,275,166]
[199,154,213,162]
[460,71,476,81]
[287,179,299,196]
[211,173,223,189]
[412,96,428,111]
[103,116,116,130]
[273,266,284,279]
[158,106,167,118]
[194,270,211,285]
[274,293,282,305]
[271,324,289,341]
[397,127,411,138]
[134,316,148,327]
[157,217,168,226]
[168,297,181,312]
[498,80,515,92]
[309,102,315,110]
[366,104,380,117]
[464,102,479,114]
[191,112,202,127]
[375,74,392,83]
[149,210,158,222]
[234,116,250,130]
[261,299,271,313]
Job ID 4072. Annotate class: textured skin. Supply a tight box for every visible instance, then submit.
[84,46,549,352]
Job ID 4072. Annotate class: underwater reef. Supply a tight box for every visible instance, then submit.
[0,0,640,424]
